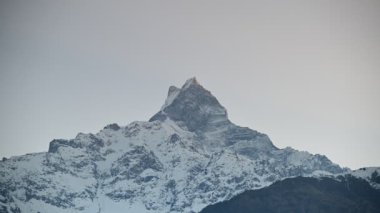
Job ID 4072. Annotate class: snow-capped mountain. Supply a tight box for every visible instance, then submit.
[0,77,366,213]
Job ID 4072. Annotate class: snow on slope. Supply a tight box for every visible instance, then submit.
[0,78,357,213]
[350,167,380,189]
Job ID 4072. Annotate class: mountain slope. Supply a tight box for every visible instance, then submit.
[1,78,347,213]
[200,175,380,213]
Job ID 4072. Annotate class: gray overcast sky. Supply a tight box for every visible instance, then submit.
[0,0,379,169]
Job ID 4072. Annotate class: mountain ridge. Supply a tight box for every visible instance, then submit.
[0,78,372,213]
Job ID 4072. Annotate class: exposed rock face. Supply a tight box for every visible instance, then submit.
[103,123,121,131]
[150,77,229,132]
[150,77,276,154]
[0,78,353,213]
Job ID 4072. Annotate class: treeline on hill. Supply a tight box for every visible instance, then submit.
[200,175,380,213]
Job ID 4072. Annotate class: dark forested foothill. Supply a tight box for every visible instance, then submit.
[200,176,380,213]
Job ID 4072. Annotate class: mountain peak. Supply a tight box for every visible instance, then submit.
[150,78,229,132]
[182,77,199,89]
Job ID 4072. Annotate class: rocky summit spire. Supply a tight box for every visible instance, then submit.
[149,77,230,132]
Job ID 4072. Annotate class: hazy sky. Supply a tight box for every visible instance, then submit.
[0,0,379,169]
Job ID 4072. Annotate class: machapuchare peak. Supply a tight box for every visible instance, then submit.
[149,77,229,132]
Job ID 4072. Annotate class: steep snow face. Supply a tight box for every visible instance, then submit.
[0,78,348,213]
[161,86,181,111]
